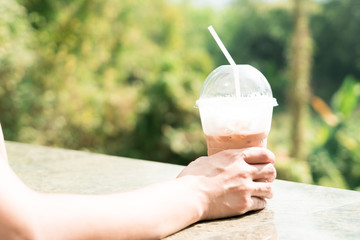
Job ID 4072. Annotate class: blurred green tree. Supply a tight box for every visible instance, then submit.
[310,76,360,190]
[1,0,360,190]
[213,0,292,106]
[311,0,360,102]
[289,0,313,168]
[3,0,215,164]
[0,0,35,139]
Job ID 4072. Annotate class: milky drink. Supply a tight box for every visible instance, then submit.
[196,65,277,156]
[205,132,267,156]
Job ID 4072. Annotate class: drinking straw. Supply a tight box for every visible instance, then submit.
[208,25,240,98]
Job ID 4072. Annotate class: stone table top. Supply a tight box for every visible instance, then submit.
[6,142,360,240]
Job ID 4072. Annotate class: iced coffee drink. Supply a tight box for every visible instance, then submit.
[205,132,267,156]
[196,65,277,155]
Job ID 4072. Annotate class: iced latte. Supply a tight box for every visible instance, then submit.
[205,132,267,156]
[196,65,277,155]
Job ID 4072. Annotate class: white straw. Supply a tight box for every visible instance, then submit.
[208,25,240,98]
[208,26,236,67]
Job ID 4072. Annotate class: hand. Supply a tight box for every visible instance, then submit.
[177,147,276,220]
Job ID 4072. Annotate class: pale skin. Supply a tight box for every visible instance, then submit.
[0,124,276,240]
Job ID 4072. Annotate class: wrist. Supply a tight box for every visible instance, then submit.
[177,175,210,222]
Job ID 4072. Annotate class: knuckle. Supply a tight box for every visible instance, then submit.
[244,196,253,209]
[261,151,271,161]
[261,149,276,163]
[230,182,246,193]
[265,163,276,176]
[264,184,272,193]
[222,149,236,157]
[269,164,276,174]
[260,198,267,208]
[238,183,251,193]
[235,170,250,180]
[240,149,248,159]
[263,184,273,198]
[224,149,246,160]
[238,196,251,213]
[254,197,266,210]
[268,189,274,199]
[266,150,276,163]
[220,150,241,164]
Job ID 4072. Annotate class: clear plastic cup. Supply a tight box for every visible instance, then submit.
[196,65,278,156]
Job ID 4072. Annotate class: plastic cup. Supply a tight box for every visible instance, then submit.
[196,65,278,156]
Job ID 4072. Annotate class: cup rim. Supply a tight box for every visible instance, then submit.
[195,97,278,108]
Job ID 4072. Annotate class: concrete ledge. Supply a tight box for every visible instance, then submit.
[6,142,360,240]
[7,141,183,194]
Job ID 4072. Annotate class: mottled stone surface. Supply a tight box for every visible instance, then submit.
[7,142,183,194]
[6,142,360,240]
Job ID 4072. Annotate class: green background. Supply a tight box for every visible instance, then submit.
[1,0,360,190]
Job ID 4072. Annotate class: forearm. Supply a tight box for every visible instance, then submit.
[0,157,207,240]
[36,176,207,240]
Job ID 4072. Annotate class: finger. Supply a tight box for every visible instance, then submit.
[250,163,276,182]
[241,147,276,165]
[249,197,267,212]
[251,182,274,199]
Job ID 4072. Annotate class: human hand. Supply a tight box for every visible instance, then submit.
[177,148,276,220]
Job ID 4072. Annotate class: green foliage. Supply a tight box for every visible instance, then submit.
[276,156,313,184]
[0,0,360,190]
[1,0,214,165]
[311,0,360,101]
[0,0,35,139]
[217,0,292,106]
[309,77,360,190]
[332,76,360,119]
